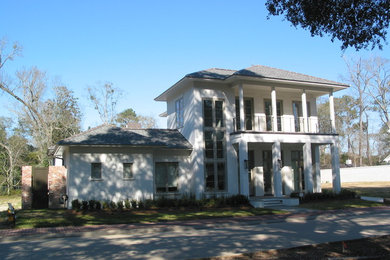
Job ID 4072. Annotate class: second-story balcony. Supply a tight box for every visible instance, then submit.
[233,116,334,134]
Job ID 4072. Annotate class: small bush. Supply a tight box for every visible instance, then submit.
[124,199,131,209]
[144,199,155,209]
[109,201,117,210]
[300,189,357,203]
[226,194,249,207]
[71,199,81,210]
[89,200,96,210]
[131,199,138,208]
[81,200,89,210]
[138,200,144,209]
[102,201,110,210]
[95,201,102,210]
[117,201,124,210]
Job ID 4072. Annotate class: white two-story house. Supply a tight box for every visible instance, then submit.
[34,65,348,209]
[155,65,348,201]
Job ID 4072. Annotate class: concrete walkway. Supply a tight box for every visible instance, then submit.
[1,207,390,259]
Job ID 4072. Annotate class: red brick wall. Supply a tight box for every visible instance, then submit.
[21,166,67,209]
[21,166,32,209]
[48,166,67,208]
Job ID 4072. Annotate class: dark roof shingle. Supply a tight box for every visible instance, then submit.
[185,65,347,86]
[58,125,192,150]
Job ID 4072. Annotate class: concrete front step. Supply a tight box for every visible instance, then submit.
[249,197,299,208]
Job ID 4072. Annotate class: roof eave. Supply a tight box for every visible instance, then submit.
[226,75,349,92]
[57,143,193,150]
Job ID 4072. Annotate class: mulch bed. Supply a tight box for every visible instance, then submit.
[209,235,390,259]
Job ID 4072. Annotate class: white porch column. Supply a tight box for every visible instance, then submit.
[303,142,314,193]
[301,90,308,132]
[329,91,336,133]
[313,145,321,193]
[272,141,282,197]
[239,138,249,196]
[331,142,341,193]
[239,83,245,131]
[271,87,278,131]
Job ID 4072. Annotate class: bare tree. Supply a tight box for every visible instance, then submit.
[366,57,390,132]
[0,118,28,194]
[344,57,372,166]
[1,40,81,165]
[88,82,121,125]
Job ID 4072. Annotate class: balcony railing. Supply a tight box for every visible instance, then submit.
[233,115,335,134]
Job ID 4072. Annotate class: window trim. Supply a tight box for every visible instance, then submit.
[155,162,179,193]
[202,98,227,192]
[90,162,102,181]
[122,162,134,180]
[175,97,184,129]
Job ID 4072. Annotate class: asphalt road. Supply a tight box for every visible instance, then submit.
[1,209,390,259]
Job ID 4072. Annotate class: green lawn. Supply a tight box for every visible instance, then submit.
[322,182,390,198]
[300,198,384,210]
[0,207,286,229]
[0,191,22,211]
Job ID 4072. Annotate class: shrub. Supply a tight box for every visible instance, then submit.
[71,199,81,210]
[300,189,357,203]
[109,201,117,210]
[102,201,110,210]
[95,201,102,210]
[144,199,155,209]
[138,200,144,209]
[124,199,131,209]
[89,200,96,210]
[117,201,124,210]
[81,200,89,210]
[226,194,249,207]
[131,199,138,208]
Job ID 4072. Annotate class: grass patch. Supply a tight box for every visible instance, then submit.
[300,198,384,210]
[0,191,22,211]
[0,207,286,229]
[322,182,390,198]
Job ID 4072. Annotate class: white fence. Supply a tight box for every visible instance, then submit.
[321,165,390,183]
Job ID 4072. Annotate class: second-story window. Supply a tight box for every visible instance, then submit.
[203,99,226,192]
[175,97,184,128]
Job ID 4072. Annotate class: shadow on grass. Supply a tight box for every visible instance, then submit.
[2,207,286,229]
[300,198,384,210]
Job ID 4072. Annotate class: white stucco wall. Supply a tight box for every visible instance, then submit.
[321,165,390,183]
[66,146,190,205]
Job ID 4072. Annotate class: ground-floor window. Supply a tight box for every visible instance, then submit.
[155,162,179,193]
[123,163,133,179]
[203,99,226,191]
[91,163,102,180]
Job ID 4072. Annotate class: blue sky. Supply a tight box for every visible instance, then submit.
[1,0,389,129]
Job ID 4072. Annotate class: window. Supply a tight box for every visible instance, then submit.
[292,101,311,132]
[175,98,184,128]
[123,163,133,179]
[203,99,226,191]
[91,163,102,179]
[235,98,254,130]
[264,100,283,131]
[155,162,178,193]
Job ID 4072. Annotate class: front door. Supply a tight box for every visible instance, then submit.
[263,150,273,195]
[291,151,304,192]
[32,167,49,209]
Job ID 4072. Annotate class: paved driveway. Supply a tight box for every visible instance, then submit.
[1,208,390,259]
